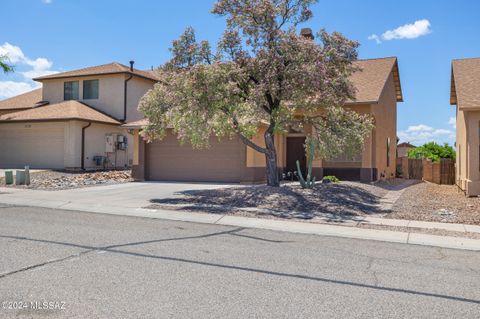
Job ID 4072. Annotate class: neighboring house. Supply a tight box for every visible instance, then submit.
[0,62,158,170]
[397,142,415,158]
[450,58,480,196]
[126,57,403,183]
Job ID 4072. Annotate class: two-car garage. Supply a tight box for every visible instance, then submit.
[144,132,247,183]
[0,122,65,169]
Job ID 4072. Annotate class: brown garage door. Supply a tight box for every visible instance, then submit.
[145,132,246,182]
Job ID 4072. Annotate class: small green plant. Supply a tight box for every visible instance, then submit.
[322,175,340,183]
[296,139,316,189]
[395,166,403,178]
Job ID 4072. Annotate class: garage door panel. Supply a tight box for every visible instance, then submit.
[0,126,64,169]
[146,133,245,182]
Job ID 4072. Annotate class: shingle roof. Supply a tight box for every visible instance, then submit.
[122,118,149,129]
[0,100,120,125]
[33,62,160,82]
[450,58,480,109]
[0,88,46,111]
[349,57,403,104]
[397,142,416,148]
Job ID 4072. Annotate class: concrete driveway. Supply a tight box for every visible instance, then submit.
[0,182,232,215]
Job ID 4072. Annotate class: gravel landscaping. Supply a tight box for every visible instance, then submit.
[0,170,133,190]
[148,181,394,219]
[148,178,480,228]
[389,182,480,225]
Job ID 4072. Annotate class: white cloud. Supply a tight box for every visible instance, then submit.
[22,57,57,78]
[369,19,431,44]
[0,81,40,99]
[367,34,381,44]
[0,42,58,80]
[448,116,456,129]
[0,43,59,100]
[398,123,455,146]
[0,42,25,63]
[405,124,433,132]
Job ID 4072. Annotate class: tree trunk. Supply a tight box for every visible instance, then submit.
[264,128,280,187]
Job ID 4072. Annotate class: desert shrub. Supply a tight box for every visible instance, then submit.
[407,142,455,162]
[322,175,340,183]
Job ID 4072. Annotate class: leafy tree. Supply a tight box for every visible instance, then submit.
[139,0,373,186]
[407,142,456,162]
[0,55,13,73]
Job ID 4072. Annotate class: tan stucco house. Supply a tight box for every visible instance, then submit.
[127,57,403,183]
[0,62,158,170]
[450,58,480,196]
[397,142,415,158]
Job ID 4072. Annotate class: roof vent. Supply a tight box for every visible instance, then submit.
[129,60,135,71]
[300,28,314,40]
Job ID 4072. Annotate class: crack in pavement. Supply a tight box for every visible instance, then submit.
[366,257,380,287]
[0,227,285,280]
[1,232,479,305]
[0,249,96,280]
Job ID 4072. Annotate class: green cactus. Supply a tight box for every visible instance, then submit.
[296,138,316,189]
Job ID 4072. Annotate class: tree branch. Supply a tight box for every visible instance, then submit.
[221,107,268,154]
[237,131,268,154]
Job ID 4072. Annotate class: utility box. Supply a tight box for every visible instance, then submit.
[116,135,128,150]
[105,135,115,153]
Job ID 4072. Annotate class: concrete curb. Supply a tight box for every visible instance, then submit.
[147,202,480,234]
[1,195,480,251]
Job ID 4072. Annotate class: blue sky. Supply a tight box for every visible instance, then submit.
[1,0,479,146]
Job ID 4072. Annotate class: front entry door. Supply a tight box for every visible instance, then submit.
[286,136,306,179]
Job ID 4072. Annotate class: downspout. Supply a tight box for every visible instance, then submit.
[123,60,135,122]
[123,74,133,122]
[81,122,92,170]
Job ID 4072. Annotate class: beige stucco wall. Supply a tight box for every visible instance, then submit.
[41,74,126,120]
[371,72,398,179]
[68,121,132,170]
[40,74,154,122]
[456,109,480,196]
[126,77,155,122]
[322,104,373,170]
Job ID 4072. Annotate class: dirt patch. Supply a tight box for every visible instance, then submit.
[148,181,390,219]
[0,170,133,190]
[388,182,480,225]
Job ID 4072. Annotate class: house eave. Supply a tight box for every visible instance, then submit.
[34,72,158,83]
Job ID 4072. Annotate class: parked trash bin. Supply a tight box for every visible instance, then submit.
[4,170,13,185]
[15,170,26,185]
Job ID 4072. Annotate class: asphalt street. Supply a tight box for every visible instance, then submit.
[0,204,479,318]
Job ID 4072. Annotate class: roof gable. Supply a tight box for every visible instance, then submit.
[450,58,480,109]
[348,57,403,104]
[33,62,160,82]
